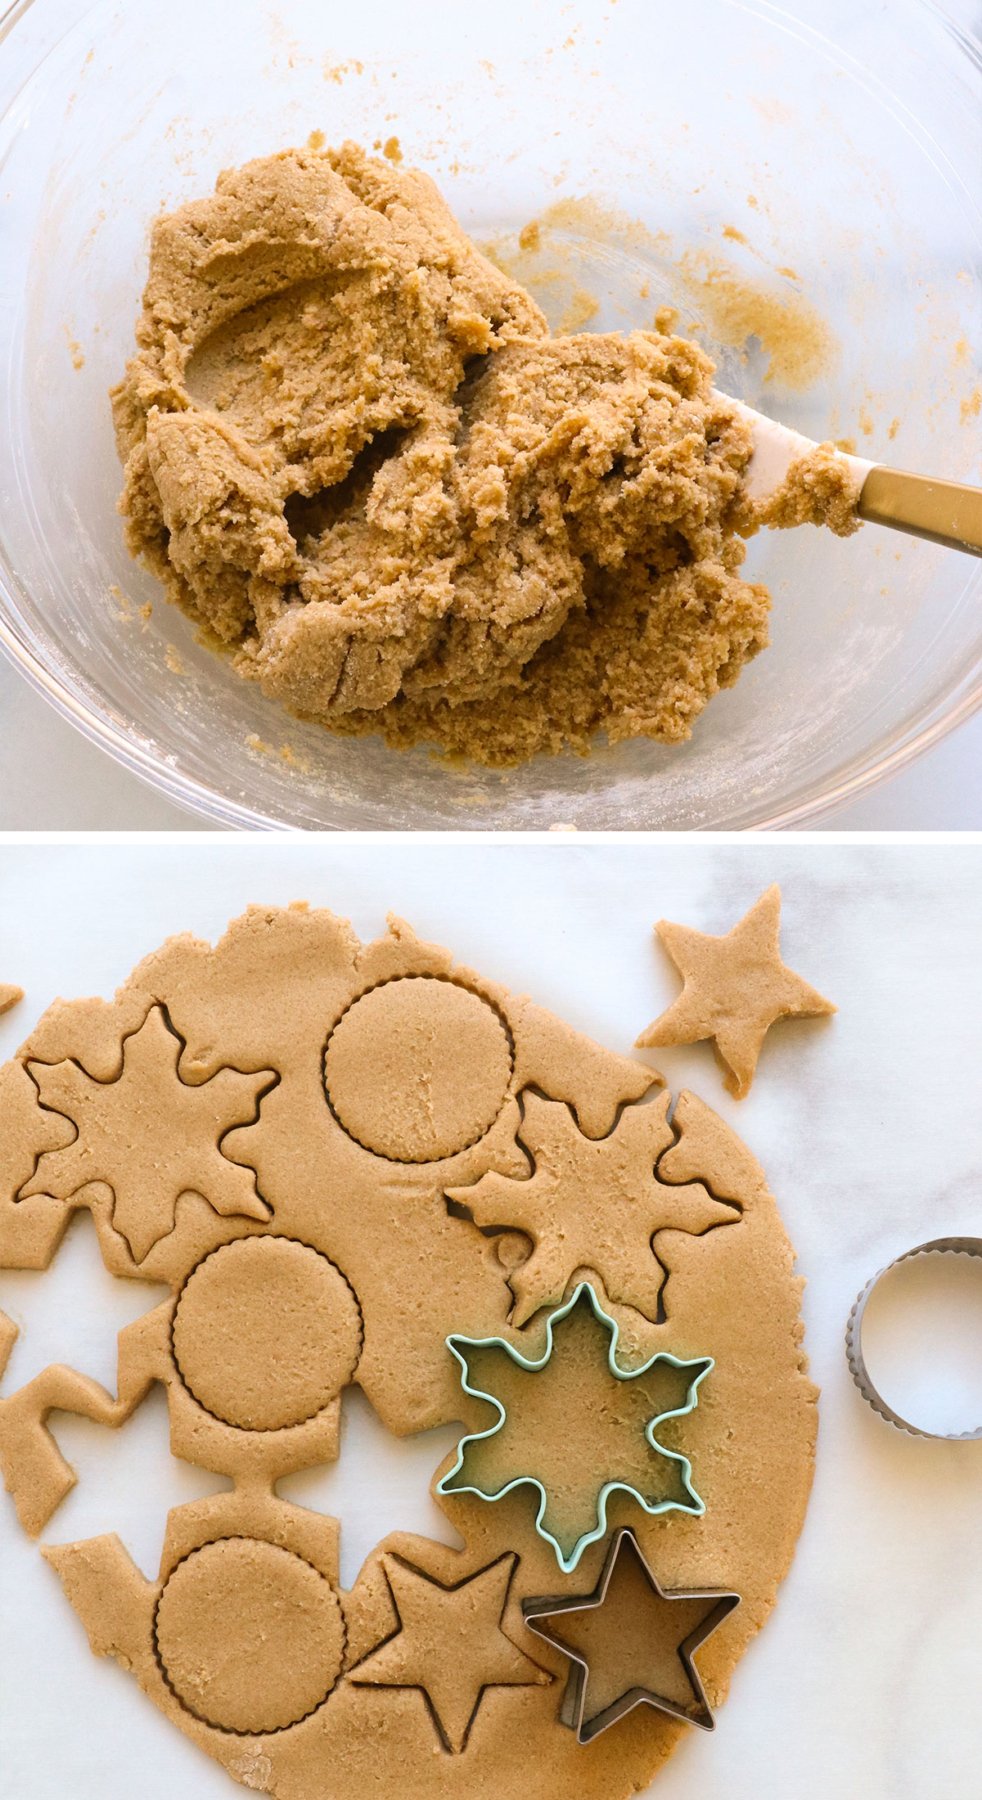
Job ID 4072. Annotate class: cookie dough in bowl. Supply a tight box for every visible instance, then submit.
[113,143,853,769]
[3,0,979,825]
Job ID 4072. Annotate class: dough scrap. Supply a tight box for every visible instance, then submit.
[113,143,830,766]
[0,985,23,1018]
[0,904,817,1799]
[636,884,836,1098]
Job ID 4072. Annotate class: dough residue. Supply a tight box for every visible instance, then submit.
[672,252,834,390]
[112,143,854,767]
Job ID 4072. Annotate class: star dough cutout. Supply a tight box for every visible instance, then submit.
[447,1090,739,1326]
[20,1005,275,1262]
[438,1283,712,1572]
[636,885,835,1099]
[0,984,24,1017]
[524,1528,740,1742]
[351,1552,550,1752]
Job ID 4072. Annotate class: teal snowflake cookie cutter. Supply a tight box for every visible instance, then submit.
[436,1280,713,1573]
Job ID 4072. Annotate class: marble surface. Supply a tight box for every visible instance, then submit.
[2,654,981,830]
[1,839,981,1798]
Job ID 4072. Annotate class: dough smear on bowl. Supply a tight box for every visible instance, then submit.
[113,142,858,767]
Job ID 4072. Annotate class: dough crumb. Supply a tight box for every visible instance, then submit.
[110,583,134,622]
[231,1752,274,1792]
[323,59,364,85]
[278,742,311,772]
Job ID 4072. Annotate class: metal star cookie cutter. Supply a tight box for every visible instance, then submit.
[436,1280,713,1573]
[522,1526,741,1742]
[846,1236,982,1441]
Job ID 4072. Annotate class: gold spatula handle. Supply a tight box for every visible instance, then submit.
[858,466,982,557]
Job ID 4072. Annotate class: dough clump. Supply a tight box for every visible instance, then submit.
[112,144,848,766]
[754,443,864,536]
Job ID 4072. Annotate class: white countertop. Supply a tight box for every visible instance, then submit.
[1,839,980,1798]
[2,655,981,830]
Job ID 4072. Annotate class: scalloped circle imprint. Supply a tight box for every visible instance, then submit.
[154,1538,348,1733]
[0,905,817,1800]
[172,1238,363,1431]
[324,975,515,1162]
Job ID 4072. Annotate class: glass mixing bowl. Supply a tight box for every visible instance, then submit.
[0,0,979,829]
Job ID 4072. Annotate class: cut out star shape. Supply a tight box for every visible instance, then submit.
[438,1283,712,1572]
[523,1527,740,1742]
[0,984,24,1018]
[20,1006,275,1262]
[636,885,835,1099]
[447,1090,739,1326]
[351,1552,550,1752]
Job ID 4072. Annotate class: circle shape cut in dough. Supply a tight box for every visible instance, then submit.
[324,976,513,1161]
[172,1237,362,1430]
[154,1537,345,1733]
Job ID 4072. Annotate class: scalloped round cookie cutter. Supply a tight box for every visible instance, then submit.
[846,1238,982,1441]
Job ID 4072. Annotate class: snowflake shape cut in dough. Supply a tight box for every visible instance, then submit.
[447,1090,740,1327]
[20,1006,275,1262]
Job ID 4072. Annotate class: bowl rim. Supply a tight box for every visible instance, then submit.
[0,0,980,832]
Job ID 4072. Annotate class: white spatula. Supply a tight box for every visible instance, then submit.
[720,392,982,557]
